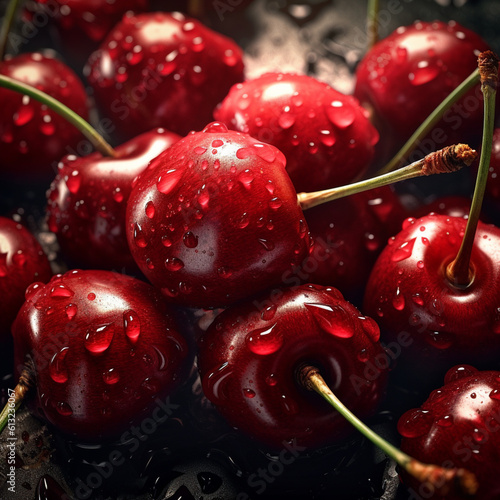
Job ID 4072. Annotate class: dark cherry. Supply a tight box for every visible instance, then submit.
[197,283,388,450]
[46,127,180,271]
[12,269,191,442]
[398,365,500,499]
[215,72,379,192]
[0,52,89,178]
[0,216,52,343]
[355,21,490,152]
[485,128,500,204]
[363,214,500,386]
[125,122,313,308]
[85,11,244,140]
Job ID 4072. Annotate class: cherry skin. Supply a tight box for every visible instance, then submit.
[398,365,500,499]
[303,187,406,302]
[214,72,379,192]
[197,283,387,450]
[85,11,244,141]
[354,21,490,153]
[126,122,313,308]
[363,214,500,387]
[413,195,473,220]
[0,216,52,343]
[484,128,500,216]
[0,52,89,178]
[12,269,191,442]
[46,127,180,271]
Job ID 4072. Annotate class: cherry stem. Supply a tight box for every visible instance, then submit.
[297,364,479,498]
[297,144,476,211]
[366,0,380,49]
[378,68,480,175]
[0,74,117,157]
[446,51,499,287]
[0,0,22,60]
[188,0,204,17]
[0,361,35,435]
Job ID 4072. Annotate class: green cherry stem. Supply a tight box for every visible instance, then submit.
[0,0,23,60]
[297,364,479,498]
[446,51,499,287]
[378,68,480,175]
[297,143,476,211]
[366,0,380,50]
[0,74,117,157]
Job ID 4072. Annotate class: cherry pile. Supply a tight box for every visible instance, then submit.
[1,1,500,500]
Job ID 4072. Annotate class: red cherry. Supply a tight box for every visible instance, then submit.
[363,214,500,386]
[0,216,52,342]
[46,128,180,271]
[355,21,489,152]
[413,195,473,220]
[125,122,313,308]
[0,52,89,178]
[485,128,500,202]
[197,283,387,450]
[12,269,191,442]
[398,365,500,499]
[215,73,379,192]
[85,11,244,140]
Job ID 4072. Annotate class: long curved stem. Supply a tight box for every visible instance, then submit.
[366,0,380,49]
[378,69,480,175]
[0,0,22,60]
[0,74,116,157]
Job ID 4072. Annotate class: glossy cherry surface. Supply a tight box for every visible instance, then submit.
[12,269,191,442]
[0,216,52,342]
[46,127,180,271]
[198,283,388,450]
[399,365,500,499]
[126,122,313,308]
[215,72,379,192]
[363,214,500,382]
[355,21,489,151]
[0,52,89,178]
[85,11,244,140]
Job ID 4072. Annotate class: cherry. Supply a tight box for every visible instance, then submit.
[46,127,180,271]
[85,11,244,141]
[0,216,52,343]
[413,195,473,220]
[354,21,490,153]
[126,121,313,308]
[484,128,500,207]
[5,269,191,442]
[398,365,500,499]
[214,72,379,192]
[0,52,89,178]
[197,283,387,450]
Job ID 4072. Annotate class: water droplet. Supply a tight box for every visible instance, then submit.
[145,201,155,219]
[417,260,425,269]
[212,139,224,148]
[320,130,336,147]
[223,49,238,66]
[391,237,417,262]
[261,304,277,321]
[392,288,405,311]
[198,190,210,209]
[396,46,408,63]
[123,310,141,344]
[85,323,115,355]
[113,188,123,203]
[162,236,172,247]
[436,415,454,427]
[157,169,182,194]
[217,267,233,279]
[50,284,74,299]
[305,303,353,338]
[489,389,500,401]
[412,294,424,306]
[205,362,233,401]
[88,292,96,301]
[326,101,355,129]
[65,303,77,320]
[14,102,35,126]
[238,169,254,188]
[278,112,295,129]
[246,324,283,355]
[398,409,433,438]
[237,213,250,229]
[165,257,184,271]
[133,223,148,248]
[66,171,81,194]
[281,394,298,414]
[266,374,277,386]
[103,368,120,385]
[244,388,256,398]
[55,401,73,416]
[409,64,440,86]
[358,316,380,341]
[49,347,69,383]
[258,238,275,251]
[194,146,207,155]
[426,330,454,350]
[183,231,198,248]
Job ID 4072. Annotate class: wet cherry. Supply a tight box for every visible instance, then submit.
[46,127,180,271]
[215,72,379,192]
[197,283,388,450]
[10,269,191,442]
[85,11,244,141]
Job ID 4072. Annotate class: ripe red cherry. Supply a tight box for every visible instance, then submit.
[0,216,52,343]
[398,365,500,499]
[197,283,387,450]
[363,214,500,387]
[85,11,244,140]
[215,73,379,192]
[46,128,180,271]
[12,269,191,442]
[126,122,312,308]
[0,52,89,178]
[355,21,489,151]
[484,128,500,205]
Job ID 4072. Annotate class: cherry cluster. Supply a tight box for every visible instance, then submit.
[1,1,500,499]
